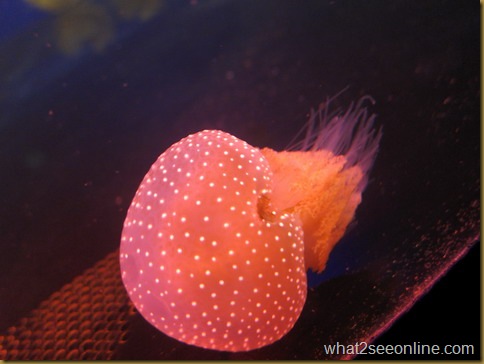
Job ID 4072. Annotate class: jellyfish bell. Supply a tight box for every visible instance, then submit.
[119,94,381,352]
[120,130,307,352]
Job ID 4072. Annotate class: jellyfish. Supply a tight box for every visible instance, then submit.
[119,94,382,352]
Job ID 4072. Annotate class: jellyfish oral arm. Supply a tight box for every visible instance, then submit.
[261,148,364,272]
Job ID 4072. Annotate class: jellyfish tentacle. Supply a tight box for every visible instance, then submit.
[261,93,381,272]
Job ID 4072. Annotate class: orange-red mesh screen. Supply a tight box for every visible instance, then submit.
[0,250,135,360]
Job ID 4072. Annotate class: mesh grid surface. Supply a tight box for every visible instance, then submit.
[0,250,135,360]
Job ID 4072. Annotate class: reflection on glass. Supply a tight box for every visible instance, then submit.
[25,0,163,55]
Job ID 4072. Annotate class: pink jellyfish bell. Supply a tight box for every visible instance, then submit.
[119,94,382,352]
